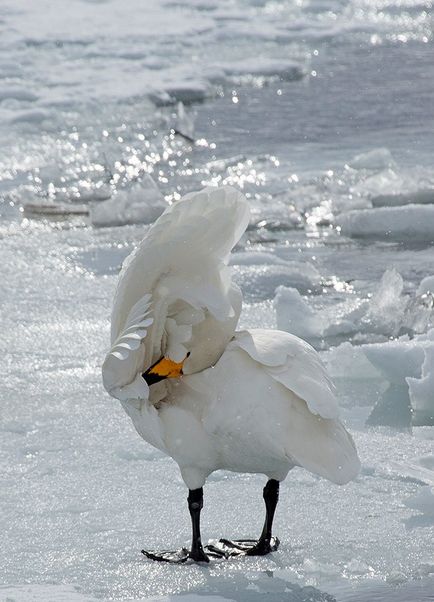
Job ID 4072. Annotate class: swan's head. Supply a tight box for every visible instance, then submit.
[142,354,189,386]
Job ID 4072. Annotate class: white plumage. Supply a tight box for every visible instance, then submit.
[102,185,360,562]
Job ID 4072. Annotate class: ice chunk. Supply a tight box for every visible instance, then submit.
[218,58,306,82]
[407,346,434,426]
[150,80,209,106]
[349,148,395,171]
[230,251,288,266]
[275,269,418,345]
[371,189,434,208]
[275,286,323,340]
[363,329,434,426]
[23,202,89,218]
[365,383,412,428]
[322,341,382,380]
[363,339,425,385]
[364,268,408,337]
[417,275,434,296]
[336,205,434,241]
[90,176,166,228]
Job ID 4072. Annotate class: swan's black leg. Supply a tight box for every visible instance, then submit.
[188,487,210,562]
[142,487,210,563]
[246,478,280,555]
[205,479,280,558]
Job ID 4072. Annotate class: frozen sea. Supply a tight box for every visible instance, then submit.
[1,0,434,601]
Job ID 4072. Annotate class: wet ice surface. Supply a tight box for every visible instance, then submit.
[1,0,434,600]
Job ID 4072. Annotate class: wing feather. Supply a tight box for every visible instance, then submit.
[232,329,340,420]
[103,186,250,402]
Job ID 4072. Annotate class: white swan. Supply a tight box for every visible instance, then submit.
[102,186,360,563]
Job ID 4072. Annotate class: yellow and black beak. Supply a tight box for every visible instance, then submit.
[142,354,189,386]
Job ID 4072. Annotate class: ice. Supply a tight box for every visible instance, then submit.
[363,329,434,426]
[274,286,366,343]
[348,148,395,171]
[364,268,407,336]
[405,486,434,518]
[217,58,306,82]
[232,261,322,300]
[371,189,434,208]
[90,177,166,228]
[408,346,434,426]
[336,204,434,241]
[0,86,39,102]
[2,0,434,598]
[0,584,101,602]
[417,275,434,295]
[149,80,210,107]
[230,251,290,267]
[275,269,431,346]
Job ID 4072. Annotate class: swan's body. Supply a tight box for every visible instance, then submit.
[102,186,360,562]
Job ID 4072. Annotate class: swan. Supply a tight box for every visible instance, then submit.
[102,186,360,563]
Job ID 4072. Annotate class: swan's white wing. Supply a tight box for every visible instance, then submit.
[102,186,250,402]
[232,329,340,420]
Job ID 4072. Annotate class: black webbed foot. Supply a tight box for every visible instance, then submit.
[205,536,279,558]
[141,548,190,564]
[141,547,210,564]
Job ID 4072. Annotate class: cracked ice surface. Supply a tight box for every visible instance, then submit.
[1,224,434,601]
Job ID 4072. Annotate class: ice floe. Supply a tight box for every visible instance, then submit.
[217,58,306,82]
[336,204,434,241]
[363,329,434,427]
[90,176,166,228]
[149,79,210,106]
[275,268,433,346]
[348,148,396,171]
[371,189,434,208]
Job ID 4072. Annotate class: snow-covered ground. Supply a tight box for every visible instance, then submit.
[1,1,434,601]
